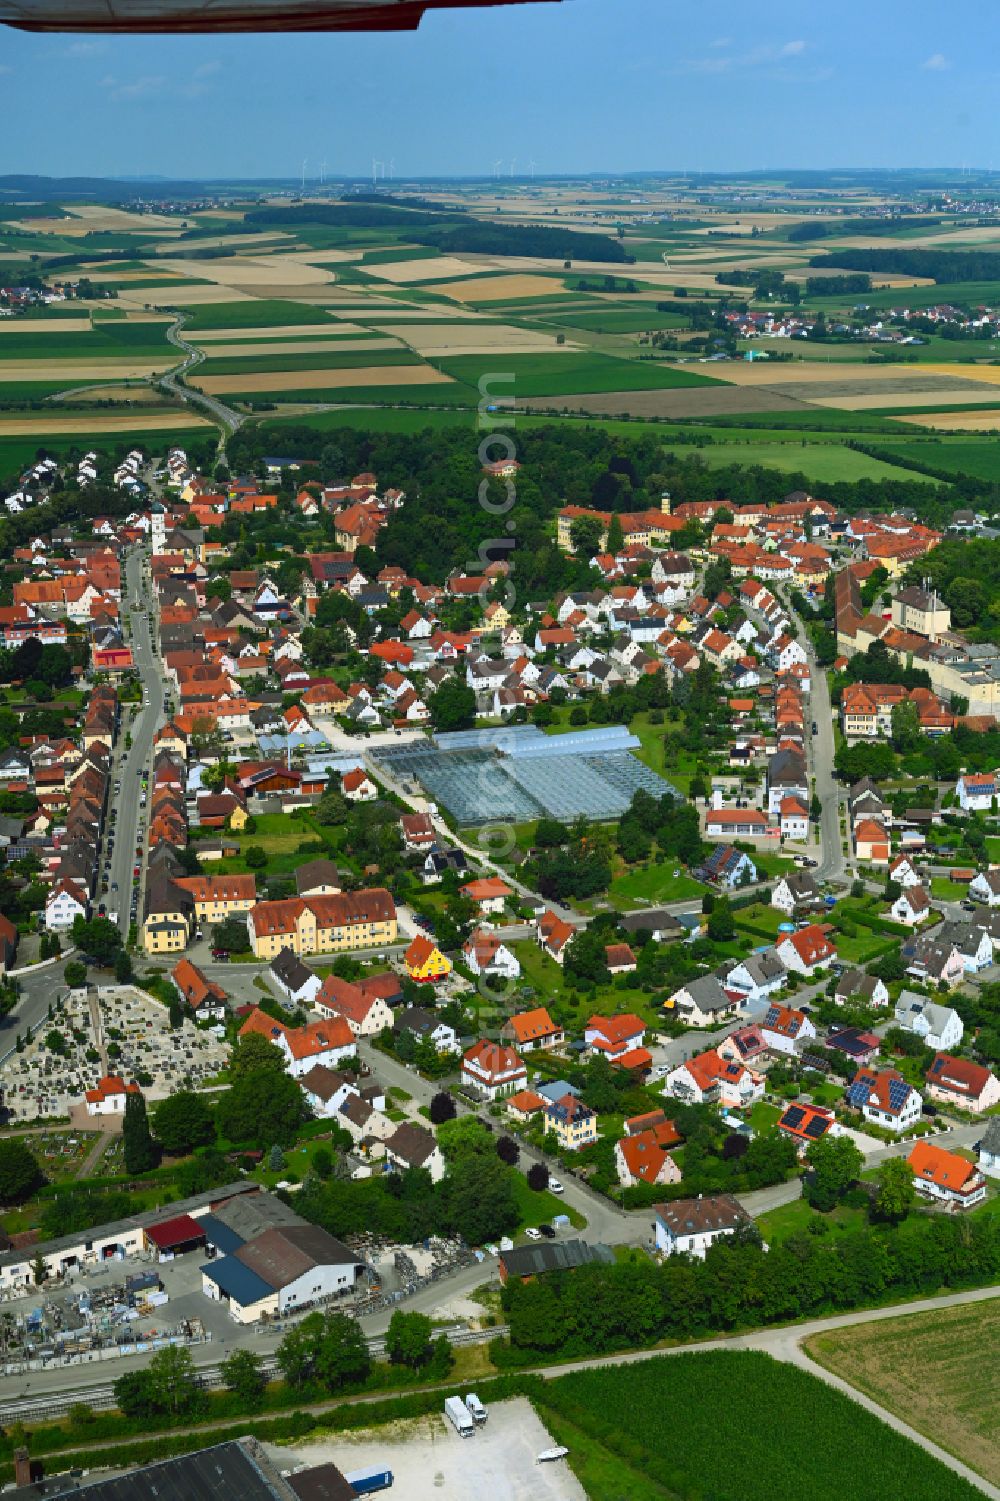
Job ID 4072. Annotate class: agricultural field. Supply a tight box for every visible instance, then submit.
[693,440,937,484]
[541,1351,983,1501]
[806,1301,1000,1487]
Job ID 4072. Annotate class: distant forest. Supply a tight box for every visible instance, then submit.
[245,202,630,263]
[809,247,1000,283]
[788,217,942,242]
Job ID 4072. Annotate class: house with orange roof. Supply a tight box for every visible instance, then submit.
[664,1049,762,1109]
[45,877,88,931]
[537,909,575,965]
[778,795,809,840]
[615,1126,682,1188]
[170,959,227,1023]
[404,932,452,983]
[464,927,520,981]
[341,767,377,802]
[500,1006,563,1053]
[908,1139,987,1209]
[461,1039,527,1100]
[776,1100,836,1152]
[505,1088,549,1122]
[585,1013,646,1062]
[853,817,890,864]
[925,1053,1000,1114]
[761,1001,818,1055]
[460,876,513,915]
[313,973,393,1037]
[84,1074,140,1117]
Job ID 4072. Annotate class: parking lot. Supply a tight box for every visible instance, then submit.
[273,1397,586,1501]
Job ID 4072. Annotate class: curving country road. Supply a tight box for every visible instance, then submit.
[160,312,244,438]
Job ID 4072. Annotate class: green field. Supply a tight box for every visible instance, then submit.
[607,862,707,908]
[0,321,173,359]
[868,437,1000,482]
[541,1351,982,1501]
[435,350,722,397]
[693,441,939,483]
[196,347,422,377]
[543,307,691,333]
[180,299,342,330]
[807,1302,1000,1488]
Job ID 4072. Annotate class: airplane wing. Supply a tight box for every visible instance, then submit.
[0,0,558,31]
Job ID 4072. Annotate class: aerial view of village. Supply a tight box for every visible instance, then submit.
[0,3,998,1499]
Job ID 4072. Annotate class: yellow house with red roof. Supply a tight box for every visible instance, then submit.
[405,933,452,983]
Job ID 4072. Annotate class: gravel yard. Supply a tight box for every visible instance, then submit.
[273,1397,586,1501]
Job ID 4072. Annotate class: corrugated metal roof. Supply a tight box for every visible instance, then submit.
[201,1254,276,1306]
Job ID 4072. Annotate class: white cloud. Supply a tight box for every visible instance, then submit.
[679,39,811,75]
[64,40,107,57]
[101,74,166,101]
[192,60,222,80]
[922,52,950,70]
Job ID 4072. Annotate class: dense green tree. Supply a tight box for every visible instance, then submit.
[873,1156,916,1225]
[804,1135,864,1212]
[122,1091,157,1175]
[385,1309,434,1368]
[276,1309,371,1392]
[228,1032,287,1079]
[220,1347,268,1406]
[153,1090,215,1156]
[216,1068,307,1148]
[428,674,476,732]
[0,1139,43,1204]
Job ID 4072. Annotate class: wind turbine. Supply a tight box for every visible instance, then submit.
[493,158,503,180]
[319,159,328,185]
[527,159,537,180]
[388,158,395,180]
[509,157,517,178]
[300,157,308,191]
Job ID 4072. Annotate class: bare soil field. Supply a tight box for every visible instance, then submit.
[812,387,1000,410]
[0,411,212,435]
[363,256,481,283]
[116,285,253,306]
[197,337,403,358]
[0,318,93,334]
[49,383,171,404]
[806,1302,1000,1487]
[149,231,293,253]
[197,364,454,394]
[522,386,806,418]
[895,409,1000,430]
[84,269,191,281]
[357,306,486,320]
[433,274,569,302]
[712,361,983,387]
[0,358,172,380]
[387,322,578,354]
[156,256,337,287]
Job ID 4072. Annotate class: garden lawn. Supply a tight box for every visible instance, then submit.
[756,1197,867,1243]
[931,878,971,900]
[607,862,707,908]
[509,1171,586,1233]
[693,442,938,485]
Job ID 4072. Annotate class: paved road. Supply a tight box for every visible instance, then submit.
[161,315,242,438]
[797,627,846,886]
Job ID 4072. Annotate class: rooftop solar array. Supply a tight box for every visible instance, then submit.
[372,727,680,827]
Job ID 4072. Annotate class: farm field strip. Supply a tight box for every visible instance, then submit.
[191,337,405,358]
[0,358,172,381]
[894,410,1000,429]
[196,364,455,394]
[806,1303,1000,1488]
[0,412,213,434]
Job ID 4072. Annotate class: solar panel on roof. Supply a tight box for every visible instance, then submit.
[782,1105,805,1128]
[805,1116,828,1137]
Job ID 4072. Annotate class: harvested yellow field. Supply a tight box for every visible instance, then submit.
[155,256,336,288]
[198,365,454,395]
[149,231,292,253]
[198,337,403,359]
[386,322,577,355]
[0,358,171,381]
[85,269,190,282]
[0,318,93,334]
[894,409,1000,430]
[931,363,1000,385]
[62,204,180,230]
[116,285,253,306]
[0,412,211,435]
[706,360,958,387]
[431,274,565,302]
[190,322,360,341]
[363,256,480,284]
[358,306,485,320]
[813,388,1000,410]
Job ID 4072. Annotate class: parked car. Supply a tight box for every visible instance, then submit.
[538,1224,556,1239]
[524,1227,541,1241]
[548,1178,565,1195]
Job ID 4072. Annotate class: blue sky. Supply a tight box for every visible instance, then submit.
[1,0,996,179]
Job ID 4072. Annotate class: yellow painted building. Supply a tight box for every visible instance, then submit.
[404,933,452,982]
[248,888,397,961]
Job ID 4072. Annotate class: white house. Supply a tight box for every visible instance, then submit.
[664,1050,762,1109]
[384,1122,447,1183]
[976,1119,1000,1177]
[313,975,394,1037]
[889,854,921,889]
[892,992,964,1051]
[463,928,521,980]
[969,869,1000,908]
[771,870,821,916]
[956,772,999,813]
[760,1002,817,1055]
[461,1039,527,1100]
[84,1075,140,1117]
[775,923,836,977]
[909,1140,987,1210]
[890,885,932,927]
[668,974,743,1028]
[846,1067,922,1134]
[653,1195,750,1259]
[45,878,88,931]
[778,797,809,841]
[268,949,323,1010]
[719,950,786,1005]
[299,1064,359,1119]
